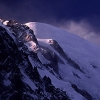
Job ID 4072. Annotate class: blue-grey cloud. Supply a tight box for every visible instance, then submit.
[56,19,100,46]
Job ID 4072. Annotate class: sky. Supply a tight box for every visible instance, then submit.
[1,0,100,45]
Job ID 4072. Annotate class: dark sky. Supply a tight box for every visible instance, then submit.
[0,0,100,23]
[1,0,100,45]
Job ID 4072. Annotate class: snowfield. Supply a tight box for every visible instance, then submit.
[26,22,100,100]
[1,19,100,99]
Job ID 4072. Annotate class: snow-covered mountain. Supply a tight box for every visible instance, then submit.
[0,19,100,100]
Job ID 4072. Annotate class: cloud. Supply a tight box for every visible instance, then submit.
[55,19,100,46]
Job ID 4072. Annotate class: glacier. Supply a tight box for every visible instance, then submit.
[0,19,100,100]
[26,22,100,100]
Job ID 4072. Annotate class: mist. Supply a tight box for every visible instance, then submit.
[1,0,100,46]
[54,19,100,46]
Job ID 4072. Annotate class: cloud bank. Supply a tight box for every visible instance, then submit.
[55,19,100,46]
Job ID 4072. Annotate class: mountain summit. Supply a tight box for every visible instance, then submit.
[0,19,100,100]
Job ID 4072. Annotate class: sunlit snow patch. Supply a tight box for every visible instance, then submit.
[3,21,9,25]
[25,41,39,53]
[25,22,37,35]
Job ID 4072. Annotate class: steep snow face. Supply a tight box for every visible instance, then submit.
[0,22,70,100]
[26,22,100,100]
[1,19,100,99]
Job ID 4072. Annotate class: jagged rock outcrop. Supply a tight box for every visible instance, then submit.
[0,20,70,100]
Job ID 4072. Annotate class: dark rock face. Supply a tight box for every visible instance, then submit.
[0,23,70,100]
[71,84,93,100]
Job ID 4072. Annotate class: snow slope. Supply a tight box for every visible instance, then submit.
[0,20,69,100]
[26,22,100,100]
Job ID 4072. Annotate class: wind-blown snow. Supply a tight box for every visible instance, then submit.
[26,22,100,99]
